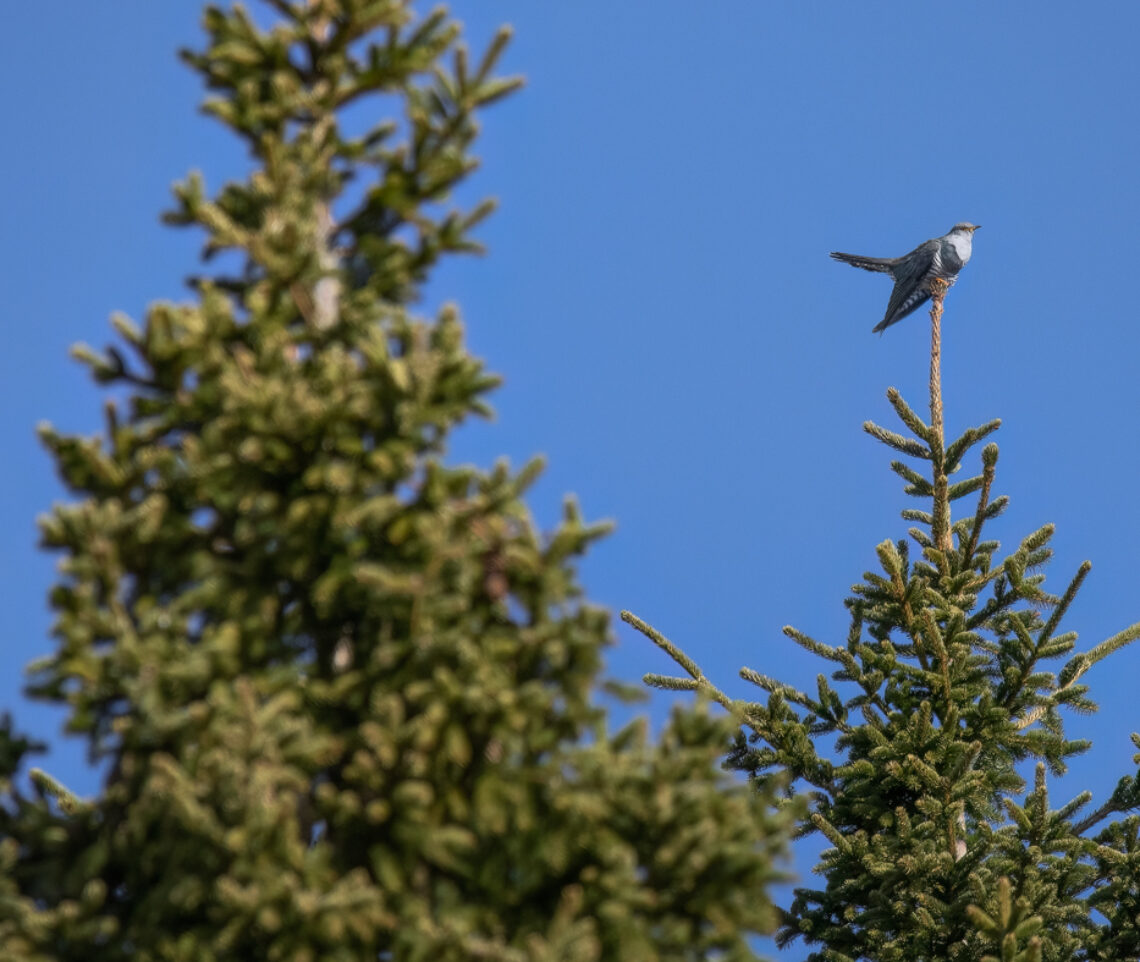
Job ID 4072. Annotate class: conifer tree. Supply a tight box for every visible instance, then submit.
[627,280,1140,962]
[0,3,789,959]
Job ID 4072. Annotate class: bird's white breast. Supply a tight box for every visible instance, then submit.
[947,231,973,264]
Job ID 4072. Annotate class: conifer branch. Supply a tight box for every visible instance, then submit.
[1072,801,1120,836]
[890,460,934,496]
[739,668,816,713]
[863,420,930,459]
[783,626,845,663]
[1016,622,1140,732]
[919,609,953,701]
[1081,620,1140,669]
[886,386,930,439]
[1038,561,1092,646]
[946,475,985,501]
[944,418,1002,473]
[621,610,737,715]
[29,768,92,816]
[964,443,998,563]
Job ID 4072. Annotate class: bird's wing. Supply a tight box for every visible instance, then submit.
[879,240,937,327]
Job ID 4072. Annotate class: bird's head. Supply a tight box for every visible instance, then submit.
[950,222,981,234]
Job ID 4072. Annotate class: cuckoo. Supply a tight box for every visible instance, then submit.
[831,223,980,333]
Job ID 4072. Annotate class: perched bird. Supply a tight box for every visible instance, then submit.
[831,223,980,333]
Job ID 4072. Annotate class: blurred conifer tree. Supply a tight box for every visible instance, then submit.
[0,3,789,959]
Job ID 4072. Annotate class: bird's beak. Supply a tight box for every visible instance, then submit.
[971,225,981,231]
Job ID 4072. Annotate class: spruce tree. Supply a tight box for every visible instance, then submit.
[627,280,1140,962]
[0,3,789,959]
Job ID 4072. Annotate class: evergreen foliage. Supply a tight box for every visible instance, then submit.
[0,3,789,959]
[628,286,1140,962]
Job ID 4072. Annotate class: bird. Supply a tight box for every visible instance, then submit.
[830,223,980,333]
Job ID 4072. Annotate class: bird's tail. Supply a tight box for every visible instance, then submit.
[829,251,897,274]
[871,315,902,335]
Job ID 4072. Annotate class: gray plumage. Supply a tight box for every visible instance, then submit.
[831,222,980,333]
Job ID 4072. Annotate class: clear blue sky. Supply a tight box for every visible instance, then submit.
[5,3,1140,954]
